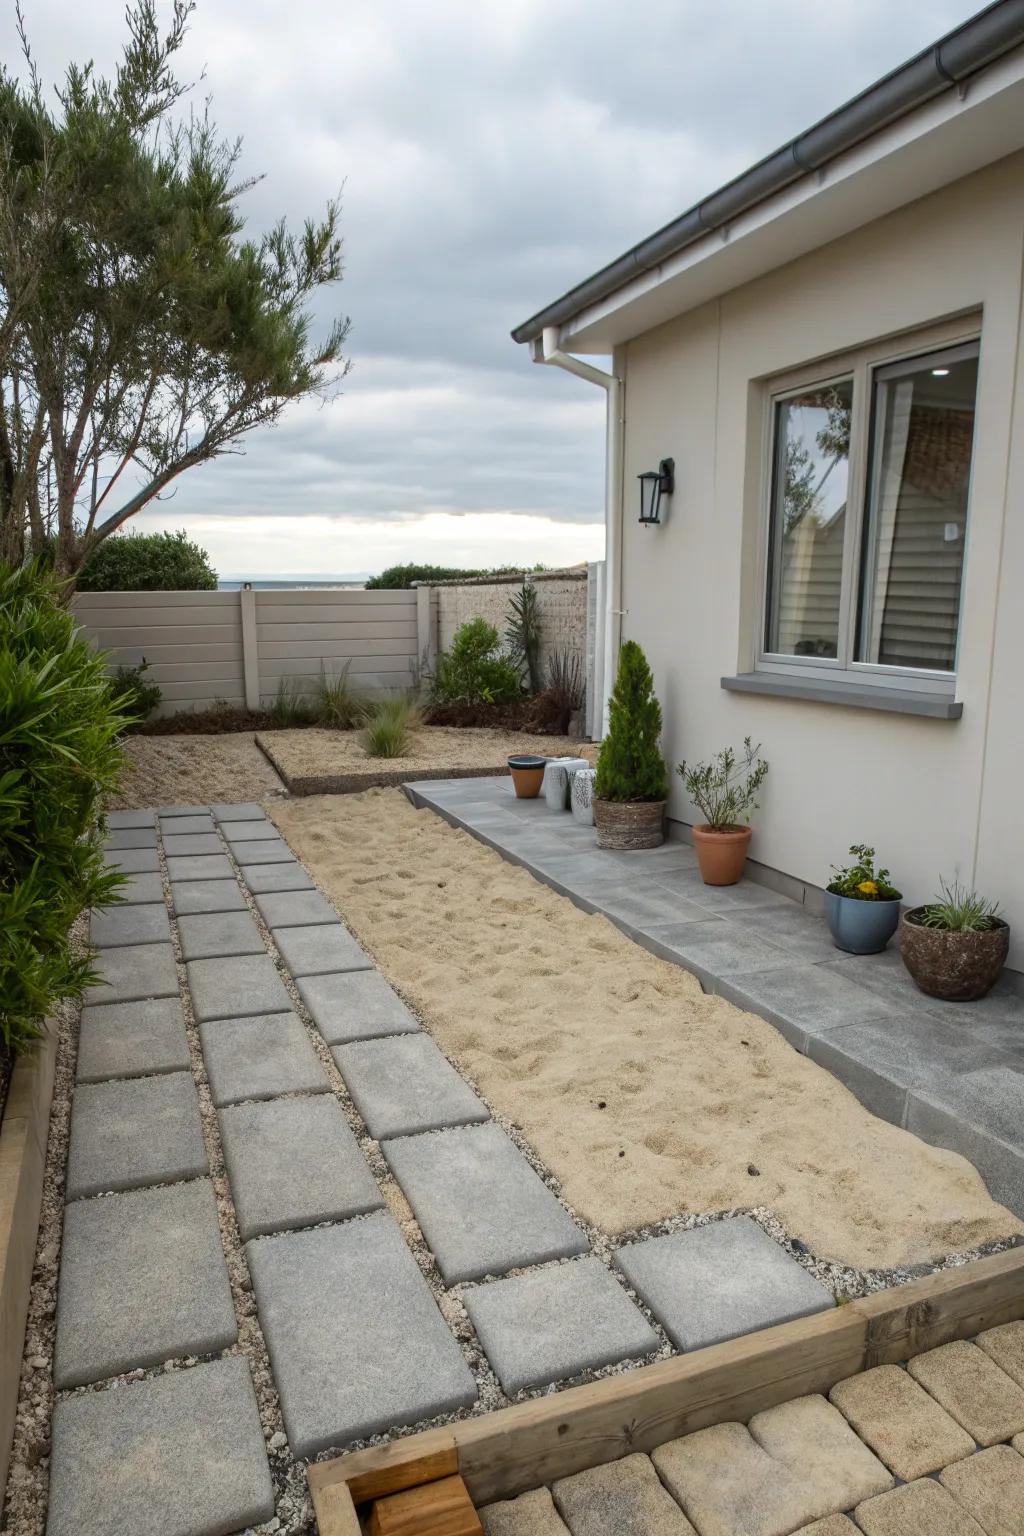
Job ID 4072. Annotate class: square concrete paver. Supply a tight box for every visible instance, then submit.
[90,903,171,949]
[220,1095,382,1238]
[792,1521,859,1535]
[103,846,160,874]
[273,922,371,977]
[159,804,211,817]
[162,832,224,857]
[553,1454,697,1536]
[200,1012,327,1106]
[54,1179,236,1387]
[242,861,314,894]
[480,1488,570,1536]
[117,871,166,905]
[187,954,291,1022]
[748,1394,893,1511]
[613,1217,833,1352]
[907,1339,1024,1445]
[222,819,276,842]
[977,1319,1024,1388]
[66,1072,207,1199]
[381,1123,589,1284]
[939,1444,1024,1534]
[854,1479,987,1536]
[652,1422,824,1535]
[166,853,235,882]
[105,827,158,850]
[47,1356,274,1536]
[77,997,189,1083]
[334,1034,489,1138]
[464,1258,659,1394]
[107,809,156,829]
[253,888,339,928]
[246,1212,476,1455]
[178,910,265,961]
[295,969,420,1044]
[234,838,295,865]
[212,801,269,821]
[829,1364,975,1479]
[157,814,215,836]
[87,942,178,1005]
[171,878,247,915]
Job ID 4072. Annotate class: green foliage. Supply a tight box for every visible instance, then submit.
[0,562,129,1055]
[362,694,420,758]
[677,736,768,829]
[269,676,316,728]
[827,844,901,902]
[112,658,161,727]
[365,564,547,590]
[547,647,585,713]
[505,583,543,695]
[919,878,1001,932]
[429,618,523,707]
[76,531,217,592]
[594,641,667,803]
[316,662,370,729]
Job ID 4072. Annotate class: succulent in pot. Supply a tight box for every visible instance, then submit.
[824,845,902,954]
[593,641,667,849]
[677,737,768,885]
[901,879,1009,1001]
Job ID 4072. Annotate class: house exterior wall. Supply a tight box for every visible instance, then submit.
[616,151,1024,967]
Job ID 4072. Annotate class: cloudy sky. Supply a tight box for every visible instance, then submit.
[8,0,971,579]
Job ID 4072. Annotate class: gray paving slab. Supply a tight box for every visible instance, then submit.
[77,997,189,1083]
[106,808,156,829]
[722,965,899,1052]
[809,1015,1014,1108]
[187,953,292,1022]
[162,831,224,857]
[382,1123,589,1284]
[904,1092,1024,1215]
[104,826,158,850]
[47,1356,274,1536]
[177,909,265,961]
[235,838,295,865]
[200,1011,328,1106]
[166,852,235,882]
[242,860,314,893]
[116,870,166,905]
[66,1071,207,1199]
[246,1212,476,1455]
[87,942,178,1005]
[253,888,338,928]
[158,803,211,817]
[273,922,372,978]
[220,1094,383,1239]
[718,903,840,964]
[644,920,794,978]
[335,1034,489,1138]
[296,969,420,1044]
[54,1179,236,1388]
[211,800,269,821]
[156,814,215,836]
[90,902,171,949]
[613,1216,833,1351]
[171,877,248,915]
[222,819,276,842]
[464,1258,660,1394]
[103,846,160,874]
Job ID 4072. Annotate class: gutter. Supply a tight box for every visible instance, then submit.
[512,0,1024,345]
[539,328,623,737]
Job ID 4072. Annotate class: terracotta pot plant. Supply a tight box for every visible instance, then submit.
[507,753,546,798]
[901,878,1009,1001]
[677,737,768,885]
[593,640,668,850]
[824,844,902,954]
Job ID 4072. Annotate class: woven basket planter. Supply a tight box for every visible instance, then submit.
[594,798,665,850]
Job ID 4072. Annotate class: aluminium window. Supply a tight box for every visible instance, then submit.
[761,334,980,691]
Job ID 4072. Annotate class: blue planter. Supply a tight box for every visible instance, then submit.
[824,891,901,955]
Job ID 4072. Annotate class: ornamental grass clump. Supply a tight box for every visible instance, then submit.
[0,562,129,1055]
[827,845,901,902]
[594,641,667,803]
[362,694,421,758]
[918,878,1000,931]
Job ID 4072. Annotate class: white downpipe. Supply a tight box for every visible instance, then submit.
[540,326,623,736]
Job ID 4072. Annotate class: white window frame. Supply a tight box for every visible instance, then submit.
[755,317,981,697]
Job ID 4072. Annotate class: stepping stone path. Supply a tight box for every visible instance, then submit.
[47,794,842,1534]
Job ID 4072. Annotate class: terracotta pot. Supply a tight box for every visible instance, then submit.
[900,908,1010,1001]
[508,754,545,799]
[692,824,752,886]
[594,798,665,850]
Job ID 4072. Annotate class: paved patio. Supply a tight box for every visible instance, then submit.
[45,799,831,1535]
[406,776,1024,1219]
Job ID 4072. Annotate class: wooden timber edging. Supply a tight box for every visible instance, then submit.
[0,1023,58,1502]
[306,1243,1024,1533]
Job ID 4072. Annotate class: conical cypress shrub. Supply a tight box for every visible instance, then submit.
[594,640,668,803]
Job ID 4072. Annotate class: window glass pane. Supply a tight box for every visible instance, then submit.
[857,349,978,672]
[765,381,852,658]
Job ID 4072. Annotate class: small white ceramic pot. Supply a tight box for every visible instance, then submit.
[542,756,589,811]
[570,767,597,825]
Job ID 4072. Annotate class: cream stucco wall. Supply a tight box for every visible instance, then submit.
[617,151,1024,967]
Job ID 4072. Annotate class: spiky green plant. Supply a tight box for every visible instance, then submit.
[316,662,370,729]
[594,641,667,803]
[361,693,421,758]
[919,878,1001,932]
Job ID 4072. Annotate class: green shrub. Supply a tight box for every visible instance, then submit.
[0,562,129,1055]
[112,659,162,728]
[362,694,420,758]
[429,618,523,706]
[677,737,769,829]
[365,563,546,590]
[594,641,667,803]
[316,662,371,729]
[76,530,217,592]
[505,583,543,695]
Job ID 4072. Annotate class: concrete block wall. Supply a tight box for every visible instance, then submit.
[434,572,589,687]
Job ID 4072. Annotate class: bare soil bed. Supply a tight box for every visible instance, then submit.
[258,725,596,795]
[270,788,1021,1272]
[108,732,287,810]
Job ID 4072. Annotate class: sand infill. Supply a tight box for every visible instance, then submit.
[270,789,1021,1271]
[110,732,286,809]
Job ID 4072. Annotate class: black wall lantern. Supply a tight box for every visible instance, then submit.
[637,458,674,526]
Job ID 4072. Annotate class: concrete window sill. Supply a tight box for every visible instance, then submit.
[720,673,963,720]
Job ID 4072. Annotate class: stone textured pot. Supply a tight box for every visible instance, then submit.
[900,908,1010,1001]
[594,799,665,849]
[508,754,545,799]
[824,891,901,955]
[543,757,589,812]
[692,825,751,886]
[570,767,597,825]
